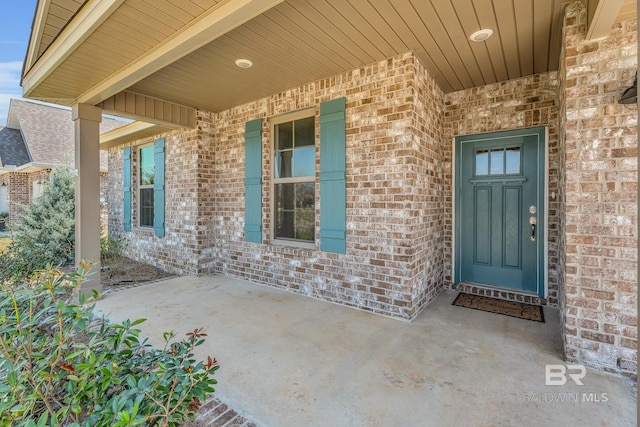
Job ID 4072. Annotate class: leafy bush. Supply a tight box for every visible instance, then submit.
[100,234,127,264]
[100,234,128,281]
[9,168,75,276]
[0,265,219,426]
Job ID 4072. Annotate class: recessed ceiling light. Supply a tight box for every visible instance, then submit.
[469,29,493,42]
[235,58,253,69]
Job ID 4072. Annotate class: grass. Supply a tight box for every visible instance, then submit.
[0,236,11,254]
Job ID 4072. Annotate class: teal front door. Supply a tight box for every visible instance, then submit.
[455,127,545,297]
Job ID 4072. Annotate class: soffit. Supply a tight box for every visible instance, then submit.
[32,0,87,64]
[26,0,224,102]
[616,0,638,22]
[26,0,633,113]
[130,0,570,112]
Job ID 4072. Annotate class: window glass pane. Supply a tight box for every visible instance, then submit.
[277,183,295,210]
[293,147,315,177]
[275,122,293,150]
[490,149,504,175]
[276,183,295,239]
[275,150,292,178]
[140,146,155,185]
[295,182,315,241]
[295,117,315,147]
[274,115,316,243]
[140,188,154,227]
[505,147,521,174]
[475,150,489,175]
[275,182,314,242]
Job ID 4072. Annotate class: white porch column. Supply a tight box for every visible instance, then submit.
[72,103,102,298]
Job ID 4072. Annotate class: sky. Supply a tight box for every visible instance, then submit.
[0,0,38,126]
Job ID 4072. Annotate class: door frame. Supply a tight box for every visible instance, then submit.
[452,126,549,297]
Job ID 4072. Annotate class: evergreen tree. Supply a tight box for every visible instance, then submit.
[11,167,75,272]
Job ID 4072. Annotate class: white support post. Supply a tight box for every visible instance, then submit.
[72,103,102,298]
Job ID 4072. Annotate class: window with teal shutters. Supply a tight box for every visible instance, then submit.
[244,119,263,243]
[272,113,315,244]
[153,138,165,237]
[319,97,346,253]
[123,147,132,232]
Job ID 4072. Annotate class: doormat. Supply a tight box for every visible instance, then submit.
[452,293,545,322]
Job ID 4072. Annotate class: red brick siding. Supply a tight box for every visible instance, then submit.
[561,2,637,377]
[108,126,211,275]
[210,52,444,319]
[109,52,446,319]
[7,172,29,224]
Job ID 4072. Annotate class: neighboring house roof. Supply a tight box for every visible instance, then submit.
[2,99,127,171]
[0,127,30,167]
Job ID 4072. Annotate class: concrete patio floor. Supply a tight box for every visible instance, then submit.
[95,276,637,427]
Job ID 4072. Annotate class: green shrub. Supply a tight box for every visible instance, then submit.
[101,234,127,263]
[0,265,219,426]
[9,168,75,276]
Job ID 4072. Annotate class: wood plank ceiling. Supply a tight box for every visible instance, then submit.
[32,0,86,62]
[616,0,637,22]
[130,0,570,112]
[25,0,636,114]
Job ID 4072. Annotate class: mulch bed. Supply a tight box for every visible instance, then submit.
[101,256,174,293]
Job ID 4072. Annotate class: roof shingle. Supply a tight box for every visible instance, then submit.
[0,126,31,167]
[8,99,127,170]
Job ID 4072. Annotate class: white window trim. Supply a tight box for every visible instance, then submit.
[137,143,154,228]
[270,108,316,249]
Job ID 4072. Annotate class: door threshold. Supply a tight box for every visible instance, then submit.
[453,282,547,306]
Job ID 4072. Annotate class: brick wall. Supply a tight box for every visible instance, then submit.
[7,172,29,224]
[104,3,637,375]
[557,2,570,365]
[110,52,446,319]
[210,52,445,319]
[108,123,215,275]
[411,58,446,311]
[6,170,53,226]
[443,72,561,306]
[561,1,637,377]
[100,171,108,232]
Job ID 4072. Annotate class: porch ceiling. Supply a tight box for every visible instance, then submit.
[23,0,636,115]
[25,0,86,69]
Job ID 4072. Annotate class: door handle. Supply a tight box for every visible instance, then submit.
[531,223,536,241]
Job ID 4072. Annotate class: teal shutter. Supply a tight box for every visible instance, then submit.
[123,147,132,232]
[244,119,263,243]
[153,138,165,237]
[319,97,347,253]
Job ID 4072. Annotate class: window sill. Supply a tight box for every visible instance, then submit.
[271,239,316,251]
[132,226,155,235]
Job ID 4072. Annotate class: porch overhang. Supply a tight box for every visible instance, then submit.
[100,121,171,150]
[586,0,626,40]
[97,91,195,129]
[24,0,634,121]
[23,0,286,125]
